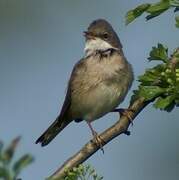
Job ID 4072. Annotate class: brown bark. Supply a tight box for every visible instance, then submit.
[48,48,179,180]
[48,97,149,180]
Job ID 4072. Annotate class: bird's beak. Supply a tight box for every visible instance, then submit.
[83,31,95,40]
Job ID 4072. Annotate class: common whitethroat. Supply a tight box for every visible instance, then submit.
[36,19,134,151]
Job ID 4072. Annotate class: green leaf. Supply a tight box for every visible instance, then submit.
[146,0,170,20]
[147,0,170,12]
[154,95,175,109]
[13,154,34,177]
[132,47,179,112]
[175,97,179,104]
[170,0,179,7]
[49,164,103,180]
[0,167,11,179]
[125,4,150,25]
[175,15,179,28]
[138,63,175,88]
[2,136,21,165]
[0,140,3,160]
[130,90,140,104]
[138,65,165,86]
[146,10,167,20]
[0,140,3,152]
[138,86,166,100]
[148,43,168,62]
[138,71,157,84]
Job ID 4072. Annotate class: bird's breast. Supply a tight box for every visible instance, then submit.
[70,52,133,121]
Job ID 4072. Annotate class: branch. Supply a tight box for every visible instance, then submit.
[49,46,179,180]
[48,97,149,180]
[48,47,179,180]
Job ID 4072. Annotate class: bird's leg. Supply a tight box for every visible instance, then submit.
[112,108,134,126]
[87,121,105,153]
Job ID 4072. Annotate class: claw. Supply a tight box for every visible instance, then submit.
[87,122,105,153]
[92,131,105,154]
[112,108,134,125]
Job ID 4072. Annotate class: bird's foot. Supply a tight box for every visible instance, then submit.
[87,121,105,153]
[112,108,134,126]
[92,131,105,154]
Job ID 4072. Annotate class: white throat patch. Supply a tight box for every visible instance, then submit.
[84,38,117,56]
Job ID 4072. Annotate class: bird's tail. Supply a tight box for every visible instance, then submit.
[35,115,71,146]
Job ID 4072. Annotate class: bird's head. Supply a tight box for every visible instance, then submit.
[84,19,122,56]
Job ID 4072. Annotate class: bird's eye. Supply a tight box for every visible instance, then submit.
[103,32,109,40]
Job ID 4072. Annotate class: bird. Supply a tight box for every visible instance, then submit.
[36,19,134,150]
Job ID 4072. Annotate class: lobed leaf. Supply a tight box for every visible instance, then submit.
[0,140,3,161]
[125,4,150,25]
[170,0,179,7]
[146,0,170,20]
[133,46,179,111]
[13,154,34,177]
[0,167,11,179]
[138,86,166,100]
[138,64,166,86]
[175,15,179,27]
[2,136,21,165]
[52,164,103,180]
[147,0,170,12]
[154,95,175,109]
[148,43,168,62]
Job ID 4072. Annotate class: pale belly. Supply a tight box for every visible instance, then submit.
[71,82,124,121]
[69,50,133,122]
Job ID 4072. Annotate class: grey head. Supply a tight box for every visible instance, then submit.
[84,19,122,49]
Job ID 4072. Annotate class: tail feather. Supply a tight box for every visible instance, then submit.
[36,116,71,146]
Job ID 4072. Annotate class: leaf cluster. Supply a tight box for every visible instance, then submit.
[0,137,34,180]
[126,0,179,28]
[176,15,179,27]
[131,44,179,111]
[49,164,103,180]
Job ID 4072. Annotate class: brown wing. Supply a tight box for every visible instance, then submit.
[36,59,86,146]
